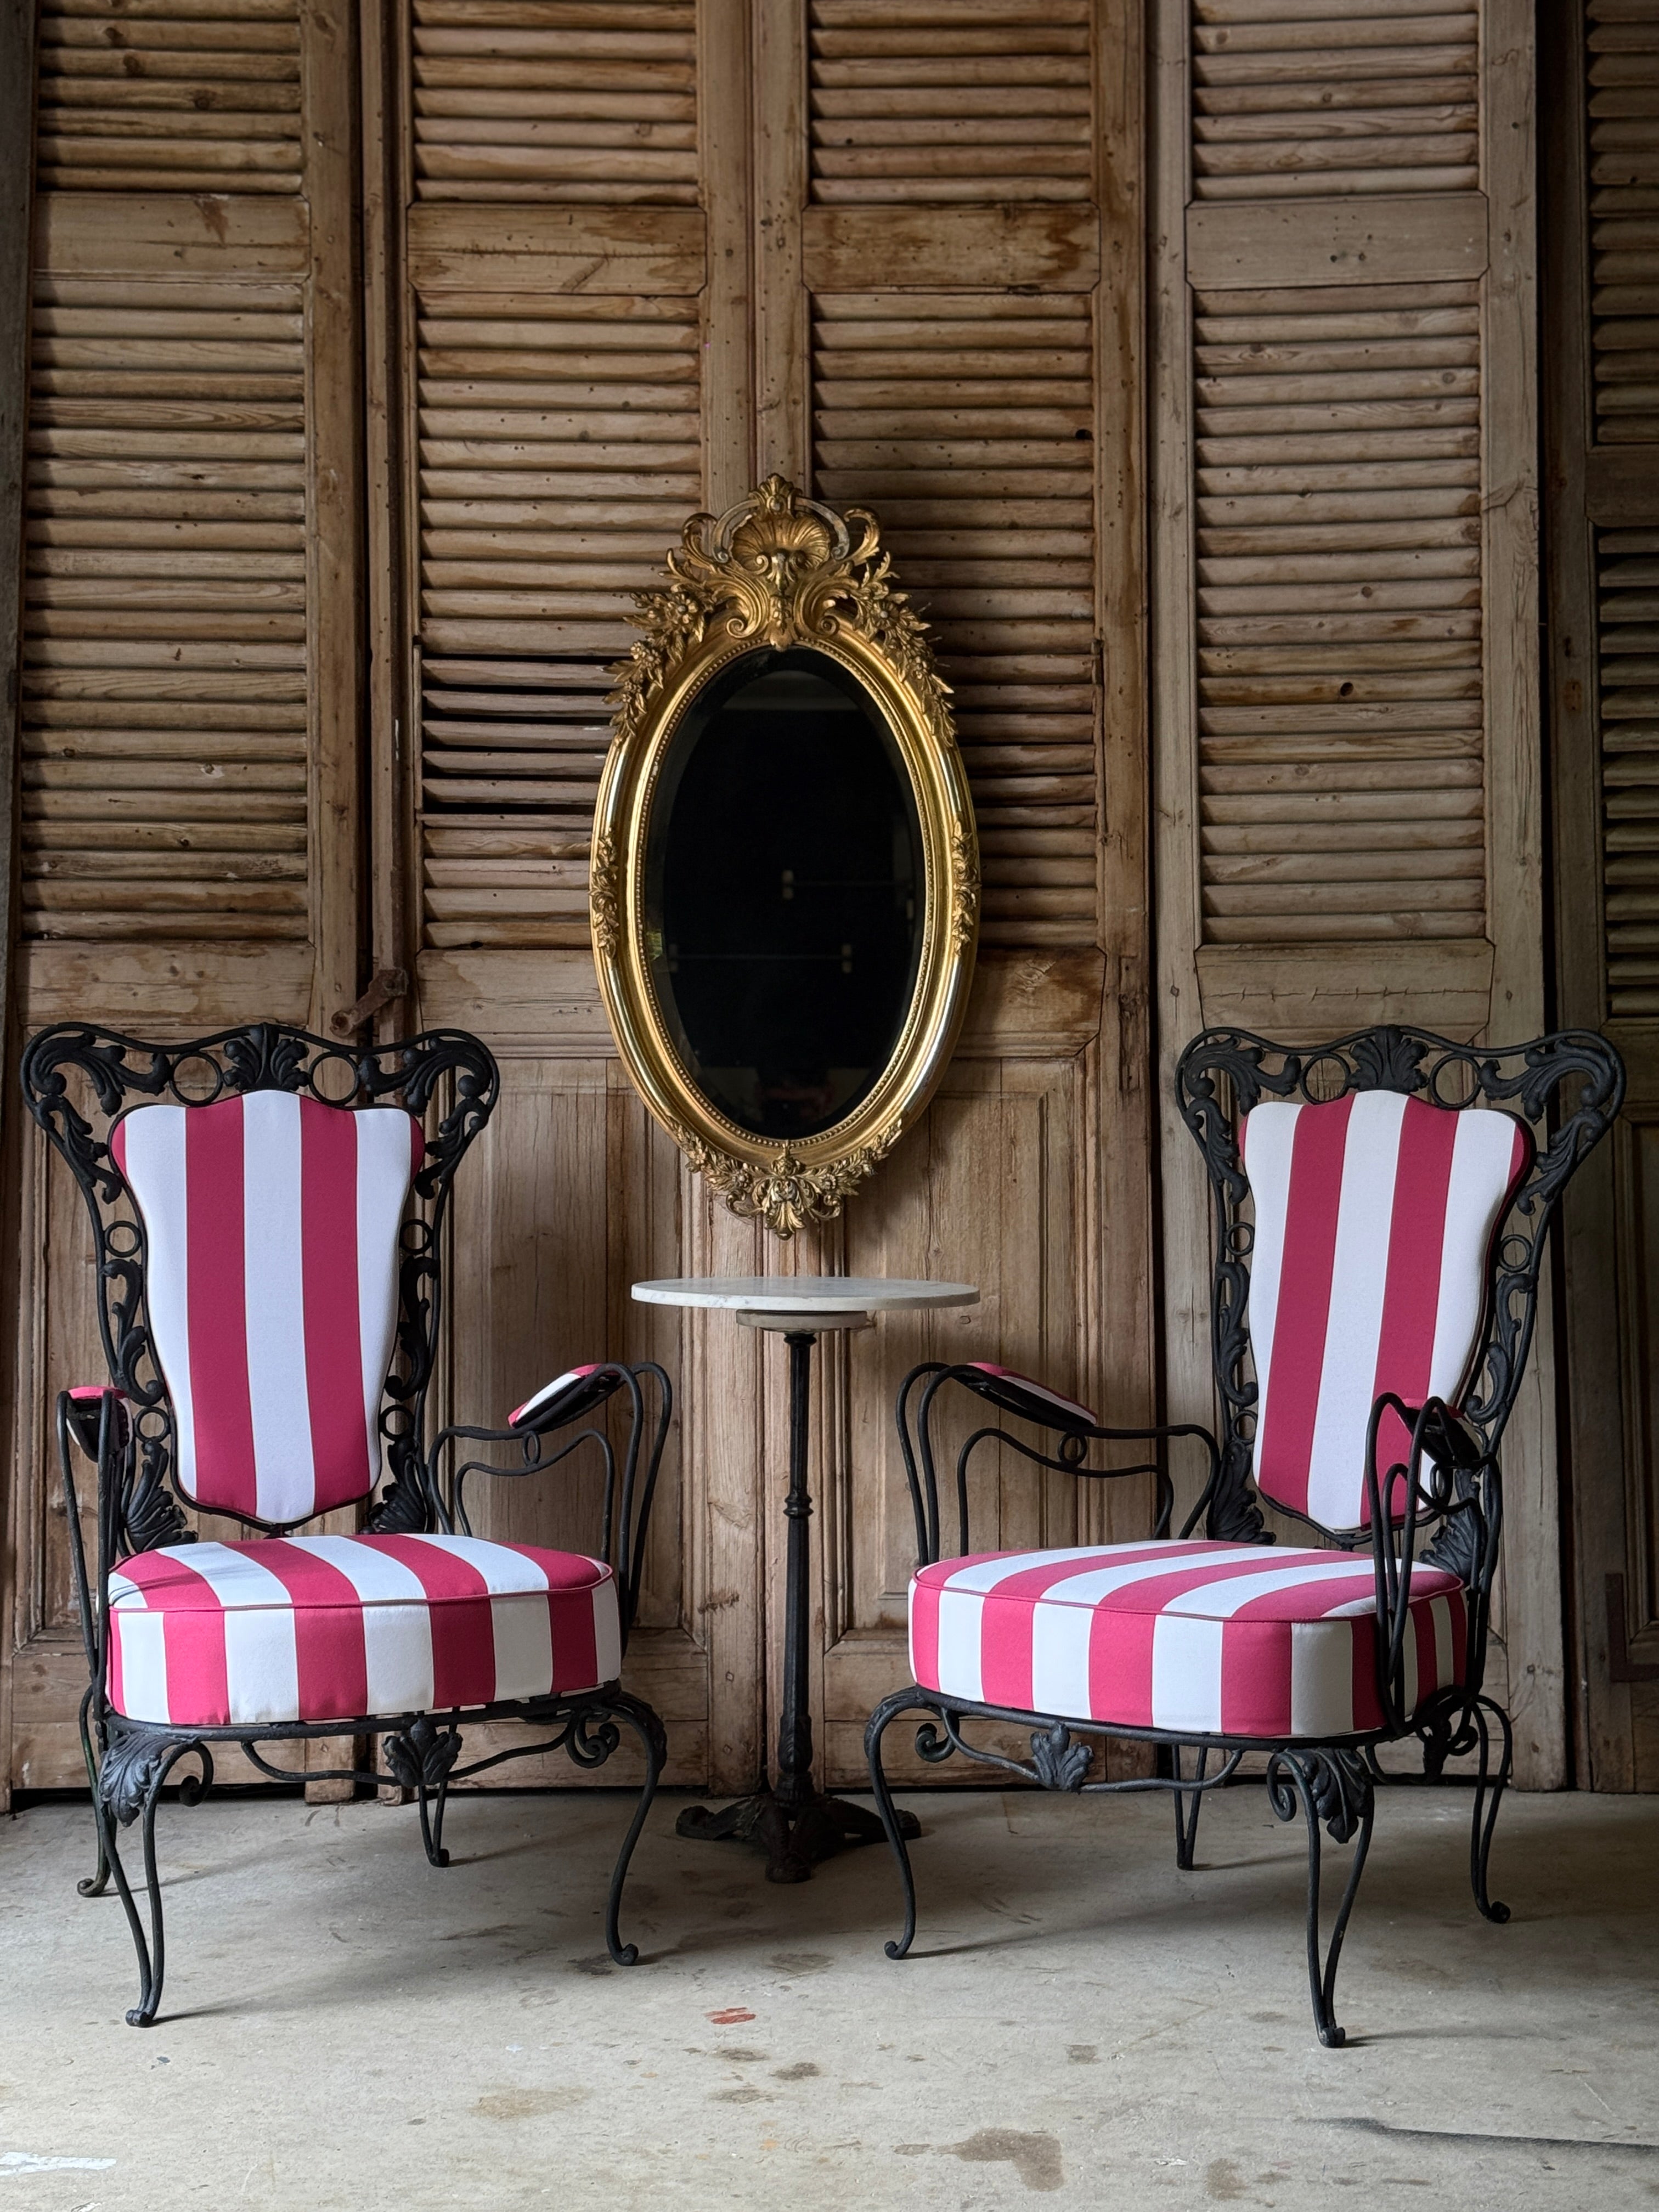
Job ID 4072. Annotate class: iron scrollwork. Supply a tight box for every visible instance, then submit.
[1175,1023,1625,1547]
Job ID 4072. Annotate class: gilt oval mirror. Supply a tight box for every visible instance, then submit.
[591,478,979,1238]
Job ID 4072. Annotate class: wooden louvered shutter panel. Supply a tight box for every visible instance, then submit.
[1587,2,1659,1017]
[807,0,1099,949]
[1158,0,1556,1778]
[8,0,362,1790]
[385,0,716,1792]
[1544,0,1659,1776]
[764,0,1154,1790]
[1156,0,1538,1037]
[21,0,356,1011]
[406,1,702,953]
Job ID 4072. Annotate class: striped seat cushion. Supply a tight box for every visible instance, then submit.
[107,1534,620,1728]
[1242,1091,1531,1530]
[111,1091,423,1525]
[910,1541,1466,1740]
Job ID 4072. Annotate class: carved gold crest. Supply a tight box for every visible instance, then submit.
[590,478,980,1239]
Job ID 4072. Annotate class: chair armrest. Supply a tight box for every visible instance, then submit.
[427,1360,673,1649]
[1365,1391,1498,1735]
[896,1359,1220,1562]
[60,1384,130,1463]
[507,1362,627,1434]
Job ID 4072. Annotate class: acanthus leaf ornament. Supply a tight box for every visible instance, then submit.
[669,1119,903,1241]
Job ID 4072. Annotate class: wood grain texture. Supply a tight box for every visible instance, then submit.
[808,0,1091,207]
[1545,0,1659,1791]
[1155,0,1562,1784]
[4,1,365,1790]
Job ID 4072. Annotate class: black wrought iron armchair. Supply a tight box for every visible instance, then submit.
[22,1020,673,2025]
[866,1024,1624,2045]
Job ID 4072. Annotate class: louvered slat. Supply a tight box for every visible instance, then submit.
[815,292,1096,949]
[411,0,698,204]
[1599,528,1659,1014]
[1192,1,1477,201]
[1589,0,1659,444]
[21,275,309,940]
[808,0,1092,206]
[36,0,303,195]
[1195,279,1483,944]
[416,293,699,949]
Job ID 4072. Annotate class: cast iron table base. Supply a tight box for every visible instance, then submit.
[674,1324,923,1883]
[676,1786,920,1885]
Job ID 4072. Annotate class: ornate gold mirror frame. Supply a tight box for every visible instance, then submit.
[590,477,979,1238]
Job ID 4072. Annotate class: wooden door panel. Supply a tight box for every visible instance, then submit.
[1155,0,1559,1780]
[1545,0,1659,1785]
[3,0,364,1793]
[382,0,741,1787]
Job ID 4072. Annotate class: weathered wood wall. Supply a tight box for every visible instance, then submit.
[1151,0,1563,1785]
[1544,0,1659,1787]
[0,0,1155,1801]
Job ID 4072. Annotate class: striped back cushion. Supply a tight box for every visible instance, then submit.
[1240,1090,1531,1531]
[110,1092,423,1525]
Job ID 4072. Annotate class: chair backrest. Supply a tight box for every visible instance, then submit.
[1176,1023,1625,1544]
[21,1021,499,1545]
[1240,1090,1529,1530]
[111,1091,422,1524]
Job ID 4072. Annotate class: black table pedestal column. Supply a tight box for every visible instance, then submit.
[676,1327,921,1883]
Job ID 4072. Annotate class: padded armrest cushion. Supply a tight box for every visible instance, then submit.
[955,1362,1098,1435]
[509,1363,624,1432]
[62,1385,130,1460]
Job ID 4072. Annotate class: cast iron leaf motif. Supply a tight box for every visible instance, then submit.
[381,1714,462,1792]
[1348,1026,1427,1095]
[99,1729,173,1827]
[1029,1722,1093,1792]
[1266,1747,1373,1846]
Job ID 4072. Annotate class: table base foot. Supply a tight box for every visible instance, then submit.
[676,1788,921,1884]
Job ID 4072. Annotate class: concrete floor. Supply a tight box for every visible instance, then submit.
[0,1782,1655,2211]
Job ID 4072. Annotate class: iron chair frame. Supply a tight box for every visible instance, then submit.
[866,1023,1625,2045]
[21,1019,673,2026]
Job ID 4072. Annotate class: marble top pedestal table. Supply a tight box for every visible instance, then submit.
[632,1275,979,1883]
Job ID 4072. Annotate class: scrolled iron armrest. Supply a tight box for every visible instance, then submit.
[1364,1390,1498,1737]
[60,1383,132,1464]
[55,1386,133,1689]
[424,1360,672,1641]
[896,1359,1219,1563]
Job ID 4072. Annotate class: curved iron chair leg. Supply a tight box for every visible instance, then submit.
[1271,1751,1375,2049]
[98,1739,212,2027]
[865,1689,920,1961]
[97,1787,157,2028]
[1469,1695,1513,1925]
[417,1775,452,1869]
[601,1691,667,1967]
[76,1688,111,1900]
[1172,1742,1209,1870]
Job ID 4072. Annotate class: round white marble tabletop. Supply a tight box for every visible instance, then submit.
[631,1275,978,1318]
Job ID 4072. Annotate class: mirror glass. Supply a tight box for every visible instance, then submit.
[644,646,925,1143]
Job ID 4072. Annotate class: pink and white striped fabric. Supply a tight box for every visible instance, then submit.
[910,1541,1466,1740]
[106,1533,621,1727]
[957,1363,1098,1432]
[510,1363,611,1429]
[1241,1091,1530,1530]
[110,1092,422,1525]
